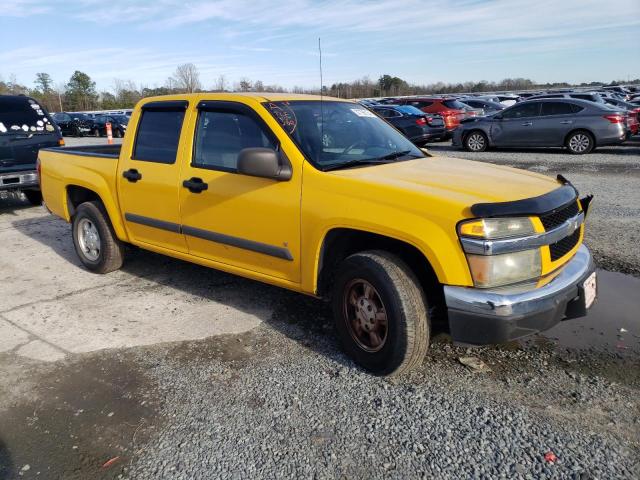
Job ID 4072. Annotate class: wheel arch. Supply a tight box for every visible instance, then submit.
[315,227,447,324]
[65,185,128,241]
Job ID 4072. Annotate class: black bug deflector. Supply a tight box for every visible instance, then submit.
[470,184,578,218]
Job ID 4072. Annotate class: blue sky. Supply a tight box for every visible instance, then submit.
[1,0,639,92]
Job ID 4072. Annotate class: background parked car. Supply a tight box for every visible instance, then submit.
[51,112,93,137]
[452,98,627,154]
[0,95,63,204]
[459,98,505,114]
[369,104,446,145]
[528,92,607,105]
[91,114,128,137]
[476,94,520,106]
[390,97,473,137]
[601,98,640,134]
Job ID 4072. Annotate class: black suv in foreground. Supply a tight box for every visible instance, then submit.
[0,95,63,204]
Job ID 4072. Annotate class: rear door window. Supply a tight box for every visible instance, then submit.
[540,102,577,116]
[133,109,186,164]
[0,96,54,134]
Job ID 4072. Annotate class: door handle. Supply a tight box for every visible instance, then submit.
[122,168,142,182]
[183,177,208,193]
[560,120,573,124]
[521,122,533,126]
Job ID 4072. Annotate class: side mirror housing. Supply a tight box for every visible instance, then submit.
[237,148,292,181]
[493,113,503,120]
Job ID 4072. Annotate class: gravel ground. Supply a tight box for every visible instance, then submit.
[121,321,639,480]
[0,136,638,479]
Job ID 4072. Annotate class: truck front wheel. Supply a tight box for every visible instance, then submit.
[72,201,124,274]
[332,251,430,376]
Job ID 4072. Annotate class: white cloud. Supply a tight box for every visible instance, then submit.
[0,0,51,17]
[59,0,640,45]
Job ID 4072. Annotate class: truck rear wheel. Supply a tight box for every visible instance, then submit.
[331,250,430,376]
[72,201,124,274]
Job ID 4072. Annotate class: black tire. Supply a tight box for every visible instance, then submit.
[72,125,81,137]
[565,130,594,154]
[331,250,430,376]
[72,201,124,274]
[114,128,123,138]
[463,130,488,152]
[93,128,100,137]
[23,190,42,206]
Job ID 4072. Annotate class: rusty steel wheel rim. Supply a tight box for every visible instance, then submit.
[343,279,388,353]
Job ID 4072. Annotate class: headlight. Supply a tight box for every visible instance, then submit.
[459,217,540,288]
[458,217,535,239]
[466,249,541,288]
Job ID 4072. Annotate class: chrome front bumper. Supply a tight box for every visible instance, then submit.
[444,244,596,344]
[0,170,38,191]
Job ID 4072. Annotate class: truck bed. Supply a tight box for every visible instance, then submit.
[39,143,122,226]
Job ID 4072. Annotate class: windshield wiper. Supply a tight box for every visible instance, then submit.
[377,150,416,161]
[322,150,422,172]
[322,158,395,172]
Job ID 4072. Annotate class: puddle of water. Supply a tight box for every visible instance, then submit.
[523,270,640,355]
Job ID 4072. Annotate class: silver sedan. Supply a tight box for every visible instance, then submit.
[452,99,627,154]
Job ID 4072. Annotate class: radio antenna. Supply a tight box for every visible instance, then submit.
[319,37,324,153]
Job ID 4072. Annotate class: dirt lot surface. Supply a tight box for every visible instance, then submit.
[0,136,638,479]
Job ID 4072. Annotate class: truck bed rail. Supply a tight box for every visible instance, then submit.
[41,144,121,159]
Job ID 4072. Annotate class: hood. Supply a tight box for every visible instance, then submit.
[329,156,560,216]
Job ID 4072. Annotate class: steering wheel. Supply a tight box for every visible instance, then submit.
[343,141,367,155]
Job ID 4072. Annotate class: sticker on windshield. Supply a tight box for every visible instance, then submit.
[0,122,6,133]
[266,102,297,134]
[351,108,377,118]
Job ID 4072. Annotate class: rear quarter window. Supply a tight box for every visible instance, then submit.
[133,109,185,164]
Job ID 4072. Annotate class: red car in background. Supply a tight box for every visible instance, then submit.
[390,97,472,137]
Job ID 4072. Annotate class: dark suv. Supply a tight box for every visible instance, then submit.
[0,95,63,204]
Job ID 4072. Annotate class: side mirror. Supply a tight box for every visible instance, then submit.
[237,148,292,181]
[493,113,503,120]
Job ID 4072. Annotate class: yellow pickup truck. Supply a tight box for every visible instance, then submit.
[39,93,597,375]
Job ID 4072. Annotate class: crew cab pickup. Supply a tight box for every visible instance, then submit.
[39,93,597,375]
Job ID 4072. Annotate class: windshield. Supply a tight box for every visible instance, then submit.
[264,101,424,170]
[0,97,55,135]
[71,113,89,121]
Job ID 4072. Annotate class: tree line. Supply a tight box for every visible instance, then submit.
[1,63,637,112]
